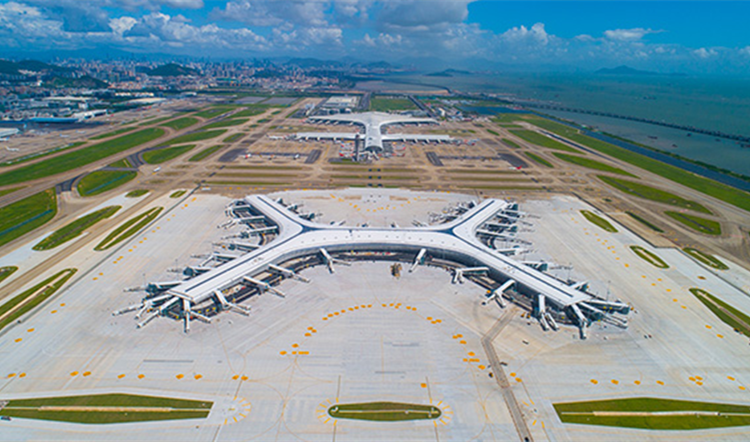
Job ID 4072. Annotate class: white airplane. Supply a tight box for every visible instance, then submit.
[5,146,19,151]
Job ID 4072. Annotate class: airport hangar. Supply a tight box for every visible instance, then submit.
[294,112,452,154]
[115,194,630,339]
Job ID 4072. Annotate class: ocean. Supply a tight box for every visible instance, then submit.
[375,73,750,176]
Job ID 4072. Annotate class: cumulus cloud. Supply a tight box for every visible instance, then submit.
[739,46,750,57]
[501,23,549,45]
[604,28,659,42]
[377,0,472,31]
[693,47,717,59]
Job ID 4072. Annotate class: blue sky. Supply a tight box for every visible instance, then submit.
[1,1,748,73]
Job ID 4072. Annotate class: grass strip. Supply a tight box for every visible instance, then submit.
[233,107,269,118]
[95,207,163,251]
[501,138,520,149]
[161,117,198,131]
[143,145,196,164]
[201,118,248,130]
[0,187,22,197]
[0,189,57,248]
[206,181,288,186]
[0,129,164,186]
[77,171,137,197]
[630,246,669,269]
[189,145,224,162]
[0,268,77,331]
[690,288,750,337]
[598,175,710,214]
[510,129,577,152]
[626,211,664,233]
[445,169,522,175]
[665,211,721,235]
[524,152,553,168]
[581,210,618,233]
[107,158,132,168]
[126,189,149,198]
[169,190,186,198]
[526,115,750,213]
[162,129,227,146]
[33,206,120,251]
[223,133,244,143]
[194,106,234,118]
[90,127,134,140]
[328,402,440,422]
[683,247,728,270]
[138,116,173,126]
[0,142,85,168]
[487,129,500,136]
[1,393,211,424]
[554,397,750,430]
[0,266,18,284]
[553,153,635,177]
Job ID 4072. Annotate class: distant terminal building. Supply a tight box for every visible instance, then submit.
[297,111,451,155]
[0,128,20,138]
[320,96,359,114]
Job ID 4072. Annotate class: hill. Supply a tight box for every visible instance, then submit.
[145,63,198,77]
[596,65,686,77]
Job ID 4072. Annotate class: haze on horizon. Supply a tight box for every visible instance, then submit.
[1,0,749,75]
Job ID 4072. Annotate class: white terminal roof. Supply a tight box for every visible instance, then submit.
[169,195,594,310]
[300,111,449,151]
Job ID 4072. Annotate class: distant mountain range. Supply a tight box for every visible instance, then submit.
[596,65,686,77]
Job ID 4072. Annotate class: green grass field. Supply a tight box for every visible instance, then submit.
[492,114,525,124]
[510,129,578,152]
[554,397,750,430]
[143,145,196,164]
[201,118,248,130]
[487,129,500,136]
[33,206,120,251]
[0,189,57,248]
[524,152,553,168]
[189,145,224,162]
[0,187,21,197]
[0,265,18,284]
[665,211,722,235]
[690,288,750,338]
[77,171,137,197]
[328,402,441,422]
[525,116,750,213]
[0,268,77,331]
[138,116,174,126]
[598,175,711,214]
[170,190,187,198]
[553,153,635,177]
[581,210,618,233]
[194,106,234,118]
[501,138,520,149]
[0,393,212,424]
[95,207,163,251]
[90,127,134,140]
[162,129,228,146]
[161,117,199,131]
[0,142,85,168]
[683,247,728,270]
[630,246,669,269]
[125,189,149,198]
[233,106,270,118]
[107,158,132,168]
[0,128,164,187]
[369,97,417,112]
[223,133,244,143]
[626,211,664,233]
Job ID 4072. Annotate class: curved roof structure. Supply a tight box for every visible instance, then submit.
[118,194,630,337]
[300,111,449,151]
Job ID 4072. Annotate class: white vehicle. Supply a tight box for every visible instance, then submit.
[153,167,161,173]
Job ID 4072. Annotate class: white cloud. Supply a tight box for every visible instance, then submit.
[739,46,750,57]
[693,47,717,59]
[604,28,658,42]
[501,23,549,45]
